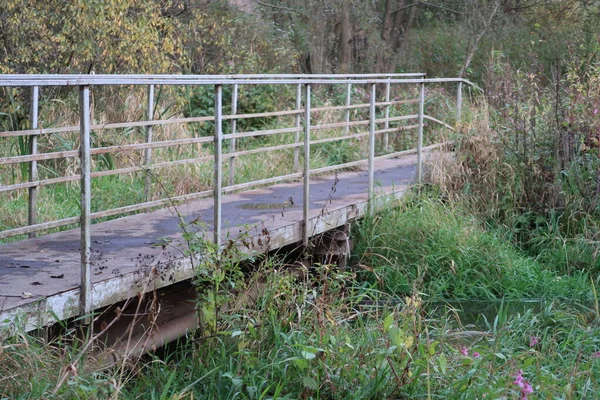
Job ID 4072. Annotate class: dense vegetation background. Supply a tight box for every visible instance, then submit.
[3,1,600,398]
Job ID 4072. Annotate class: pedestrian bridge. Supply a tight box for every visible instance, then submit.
[0,74,474,337]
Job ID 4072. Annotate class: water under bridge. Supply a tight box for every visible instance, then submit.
[0,74,473,340]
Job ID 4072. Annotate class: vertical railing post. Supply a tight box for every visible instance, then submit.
[303,83,311,247]
[293,83,302,171]
[228,83,238,186]
[344,79,352,136]
[417,82,425,182]
[28,86,39,237]
[368,83,376,210]
[383,77,391,152]
[144,84,154,202]
[79,85,92,318]
[456,80,463,124]
[214,84,223,246]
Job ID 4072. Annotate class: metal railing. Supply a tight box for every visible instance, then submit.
[0,73,474,316]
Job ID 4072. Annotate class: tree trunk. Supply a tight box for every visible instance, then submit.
[337,0,353,73]
[378,0,413,73]
[376,0,395,73]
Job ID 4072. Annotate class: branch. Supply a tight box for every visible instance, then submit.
[393,2,420,14]
[459,0,500,78]
[394,1,463,15]
[257,1,305,15]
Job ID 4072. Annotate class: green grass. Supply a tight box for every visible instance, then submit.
[3,190,600,399]
[353,191,593,301]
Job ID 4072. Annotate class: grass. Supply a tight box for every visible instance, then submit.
[353,191,593,301]
[2,189,600,399]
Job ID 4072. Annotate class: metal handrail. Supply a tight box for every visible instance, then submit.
[0,75,476,86]
[3,73,426,81]
[0,73,475,317]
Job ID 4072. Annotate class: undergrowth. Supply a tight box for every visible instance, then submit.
[353,193,593,301]
[2,189,600,399]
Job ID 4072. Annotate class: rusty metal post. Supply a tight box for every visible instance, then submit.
[293,83,301,171]
[383,77,391,152]
[417,82,425,182]
[144,84,154,202]
[344,80,352,135]
[303,83,311,247]
[368,83,376,210]
[214,84,223,246]
[79,85,92,318]
[228,83,238,186]
[28,86,39,237]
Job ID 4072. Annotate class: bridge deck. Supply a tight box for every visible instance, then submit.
[0,155,418,334]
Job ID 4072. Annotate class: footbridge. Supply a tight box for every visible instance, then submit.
[0,74,474,338]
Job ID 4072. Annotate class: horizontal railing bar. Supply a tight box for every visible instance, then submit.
[0,149,78,165]
[310,160,366,174]
[223,109,300,120]
[88,136,215,156]
[0,136,215,165]
[310,125,419,146]
[311,115,418,131]
[374,141,450,161]
[222,125,420,162]
[0,113,439,167]
[3,73,426,81]
[0,155,214,193]
[312,120,368,130]
[223,142,302,159]
[0,138,451,238]
[0,116,428,166]
[0,217,80,239]
[221,142,436,196]
[223,126,301,141]
[0,116,216,138]
[223,172,304,193]
[386,115,420,123]
[0,189,214,239]
[0,100,418,139]
[0,124,421,192]
[308,142,448,176]
[424,115,455,131]
[311,99,419,113]
[89,189,213,219]
[0,76,478,87]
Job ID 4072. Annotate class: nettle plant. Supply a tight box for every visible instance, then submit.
[179,219,248,336]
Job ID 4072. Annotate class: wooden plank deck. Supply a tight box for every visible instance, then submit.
[0,154,419,336]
